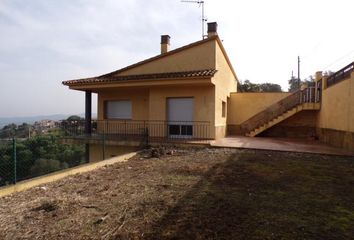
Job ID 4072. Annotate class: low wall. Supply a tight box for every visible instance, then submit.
[215,125,227,139]
[89,145,139,162]
[317,128,354,151]
[227,92,291,135]
[317,72,354,150]
[0,152,137,198]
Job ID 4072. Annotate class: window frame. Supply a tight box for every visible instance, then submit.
[222,100,226,118]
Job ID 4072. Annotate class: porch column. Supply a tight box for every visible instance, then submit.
[85,90,92,134]
[85,90,92,162]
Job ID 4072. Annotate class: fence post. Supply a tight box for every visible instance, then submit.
[102,120,107,160]
[13,138,17,184]
[144,120,149,146]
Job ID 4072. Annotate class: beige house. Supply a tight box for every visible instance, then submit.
[63,22,354,160]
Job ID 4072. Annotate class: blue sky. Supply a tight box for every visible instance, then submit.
[0,0,353,117]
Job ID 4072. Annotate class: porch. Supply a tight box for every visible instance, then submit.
[60,120,212,145]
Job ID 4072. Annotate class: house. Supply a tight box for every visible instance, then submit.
[63,22,237,160]
[62,22,354,161]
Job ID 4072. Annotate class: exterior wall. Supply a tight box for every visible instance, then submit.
[148,85,215,138]
[227,92,291,126]
[96,85,215,139]
[97,88,149,120]
[93,38,238,140]
[316,72,354,150]
[260,111,317,138]
[116,40,216,76]
[213,41,238,139]
[89,144,138,162]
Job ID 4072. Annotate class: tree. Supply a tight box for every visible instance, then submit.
[323,70,334,76]
[0,134,85,186]
[0,123,32,139]
[66,115,83,121]
[258,83,282,92]
[0,124,17,139]
[288,75,316,92]
[239,80,259,92]
[240,80,282,92]
[288,76,300,92]
[30,158,66,177]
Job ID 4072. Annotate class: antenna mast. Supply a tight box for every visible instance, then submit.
[298,56,301,89]
[181,0,207,39]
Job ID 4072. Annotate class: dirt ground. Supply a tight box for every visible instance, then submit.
[0,147,353,240]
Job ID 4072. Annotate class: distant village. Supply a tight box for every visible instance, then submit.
[0,116,82,139]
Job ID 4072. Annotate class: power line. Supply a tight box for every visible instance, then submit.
[322,49,354,70]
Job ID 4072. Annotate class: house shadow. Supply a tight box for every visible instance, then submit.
[140,152,352,240]
[142,153,283,240]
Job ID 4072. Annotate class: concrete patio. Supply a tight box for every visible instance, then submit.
[211,136,354,156]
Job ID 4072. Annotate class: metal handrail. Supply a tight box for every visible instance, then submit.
[60,120,212,142]
[327,61,354,87]
[240,87,317,133]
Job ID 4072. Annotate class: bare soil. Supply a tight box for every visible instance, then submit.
[0,147,353,240]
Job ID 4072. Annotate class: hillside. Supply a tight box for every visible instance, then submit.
[0,114,97,128]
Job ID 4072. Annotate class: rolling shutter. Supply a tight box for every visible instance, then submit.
[167,98,194,122]
[106,100,132,119]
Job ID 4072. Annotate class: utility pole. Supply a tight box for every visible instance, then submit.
[297,56,301,89]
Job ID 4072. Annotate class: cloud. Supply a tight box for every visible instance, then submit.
[0,0,353,116]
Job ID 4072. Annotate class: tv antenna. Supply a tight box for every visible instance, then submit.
[181,1,207,39]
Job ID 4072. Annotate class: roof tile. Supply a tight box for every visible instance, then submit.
[62,69,217,86]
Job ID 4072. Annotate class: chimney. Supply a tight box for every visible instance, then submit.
[207,22,218,37]
[161,35,170,54]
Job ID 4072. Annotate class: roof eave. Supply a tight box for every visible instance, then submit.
[64,76,215,91]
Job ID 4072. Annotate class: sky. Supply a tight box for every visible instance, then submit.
[0,0,353,117]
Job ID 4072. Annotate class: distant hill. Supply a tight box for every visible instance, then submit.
[0,114,96,128]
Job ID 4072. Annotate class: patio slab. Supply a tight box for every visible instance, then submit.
[211,136,354,156]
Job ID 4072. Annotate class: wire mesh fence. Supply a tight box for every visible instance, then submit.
[0,119,212,188]
[0,135,86,188]
[0,139,15,186]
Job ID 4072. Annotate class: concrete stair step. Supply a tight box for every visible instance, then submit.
[246,105,303,137]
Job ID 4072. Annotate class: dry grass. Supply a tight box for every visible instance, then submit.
[0,147,353,240]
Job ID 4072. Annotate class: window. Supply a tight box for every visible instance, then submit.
[105,100,132,119]
[167,98,194,138]
[222,101,226,118]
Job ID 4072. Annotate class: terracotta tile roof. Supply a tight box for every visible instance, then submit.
[62,69,217,86]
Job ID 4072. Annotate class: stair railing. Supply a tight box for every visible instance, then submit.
[240,87,317,134]
[327,61,354,87]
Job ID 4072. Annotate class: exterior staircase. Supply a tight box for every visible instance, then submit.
[240,86,321,137]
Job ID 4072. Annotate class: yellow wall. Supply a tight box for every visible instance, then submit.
[96,85,215,138]
[93,37,239,140]
[227,92,291,125]
[317,73,354,132]
[89,144,138,162]
[116,40,216,75]
[148,86,214,122]
[316,72,354,150]
[98,88,149,120]
[213,41,238,138]
[148,85,215,138]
